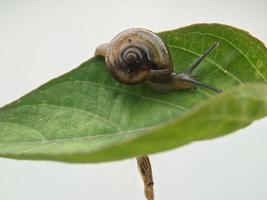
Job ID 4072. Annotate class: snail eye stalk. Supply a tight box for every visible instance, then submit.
[176,41,222,93]
[183,42,219,74]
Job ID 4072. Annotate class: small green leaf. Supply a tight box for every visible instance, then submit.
[0,23,266,163]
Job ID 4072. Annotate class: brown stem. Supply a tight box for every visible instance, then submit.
[136,156,154,200]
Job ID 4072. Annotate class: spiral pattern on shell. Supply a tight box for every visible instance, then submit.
[118,42,152,72]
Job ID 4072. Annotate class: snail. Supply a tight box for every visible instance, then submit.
[95,28,222,93]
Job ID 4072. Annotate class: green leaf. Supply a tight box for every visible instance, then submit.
[0,23,266,163]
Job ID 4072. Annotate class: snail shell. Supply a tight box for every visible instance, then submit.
[95,28,172,84]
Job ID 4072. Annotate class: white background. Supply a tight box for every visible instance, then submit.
[0,0,266,199]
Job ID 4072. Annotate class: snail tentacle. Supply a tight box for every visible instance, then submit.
[183,41,219,74]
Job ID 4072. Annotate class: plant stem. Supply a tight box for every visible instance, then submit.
[136,156,154,200]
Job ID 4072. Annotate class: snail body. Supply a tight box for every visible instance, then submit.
[95,28,222,93]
